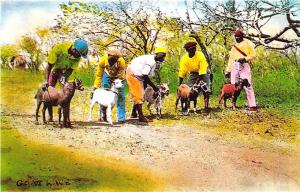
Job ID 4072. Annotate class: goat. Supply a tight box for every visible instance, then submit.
[188,80,209,113]
[218,78,250,109]
[144,83,169,119]
[88,79,123,125]
[175,84,190,115]
[35,78,84,128]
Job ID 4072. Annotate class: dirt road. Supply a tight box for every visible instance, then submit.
[6,110,300,192]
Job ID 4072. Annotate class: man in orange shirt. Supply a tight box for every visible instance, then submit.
[225,29,257,111]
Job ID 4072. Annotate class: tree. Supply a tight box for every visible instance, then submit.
[18,35,40,71]
[0,44,20,69]
[192,0,300,50]
[51,1,172,60]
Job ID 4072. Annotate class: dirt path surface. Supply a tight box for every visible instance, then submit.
[4,110,299,192]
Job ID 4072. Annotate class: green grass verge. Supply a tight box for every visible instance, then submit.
[1,116,162,191]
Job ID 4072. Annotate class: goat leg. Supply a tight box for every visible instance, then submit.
[204,93,209,109]
[58,106,62,127]
[42,105,47,124]
[175,97,180,111]
[159,108,162,119]
[63,107,68,128]
[88,101,95,122]
[66,103,72,128]
[35,101,42,124]
[106,106,113,125]
[232,95,238,110]
[156,107,160,120]
[147,103,153,116]
[194,99,197,113]
[218,93,224,108]
[48,106,53,122]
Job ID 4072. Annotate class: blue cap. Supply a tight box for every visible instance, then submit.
[74,39,88,58]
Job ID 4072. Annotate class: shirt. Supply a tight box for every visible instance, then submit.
[93,54,127,88]
[226,39,256,72]
[178,51,208,78]
[128,55,157,78]
[46,42,81,71]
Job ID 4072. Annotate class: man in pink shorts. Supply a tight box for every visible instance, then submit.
[225,29,257,111]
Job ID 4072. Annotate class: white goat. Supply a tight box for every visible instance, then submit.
[144,83,169,119]
[88,79,123,125]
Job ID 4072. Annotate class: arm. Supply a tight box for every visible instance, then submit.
[198,52,208,76]
[178,77,184,86]
[246,40,255,63]
[116,57,126,80]
[178,56,187,85]
[45,45,58,82]
[226,47,234,73]
[142,75,158,92]
[63,68,73,80]
[45,63,53,82]
[93,56,105,88]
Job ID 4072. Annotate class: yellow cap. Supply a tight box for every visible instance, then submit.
[107,48,122,57]
[154,47,167,54]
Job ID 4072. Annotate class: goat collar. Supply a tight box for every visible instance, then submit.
[104,88,119,96]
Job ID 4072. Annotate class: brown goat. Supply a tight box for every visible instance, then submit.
[35,79,84,128]
[175,84,191,115]
[218,78,250,109]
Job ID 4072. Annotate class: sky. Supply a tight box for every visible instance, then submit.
[0,0,61,44]
[0,0,299,45]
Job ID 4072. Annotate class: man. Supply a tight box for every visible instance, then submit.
[225,28,257,111]
[178,42,210,113]
[93,48,127,123]
[126,47,167,122]
[46,39,88,87]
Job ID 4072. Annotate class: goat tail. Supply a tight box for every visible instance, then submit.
[34,93,37,99]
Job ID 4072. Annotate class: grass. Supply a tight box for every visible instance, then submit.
[1,68,300,191]
[1,115,163,191]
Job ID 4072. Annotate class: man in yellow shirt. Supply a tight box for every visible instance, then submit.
[93,48,127,123]
[178,42,210,113]
[225,29,257,111]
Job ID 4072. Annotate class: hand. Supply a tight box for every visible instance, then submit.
[60,76,66,85]
[237,58,247,64]
[153,86,159,92]
[225,72,231,79]
[41,81,49,91]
